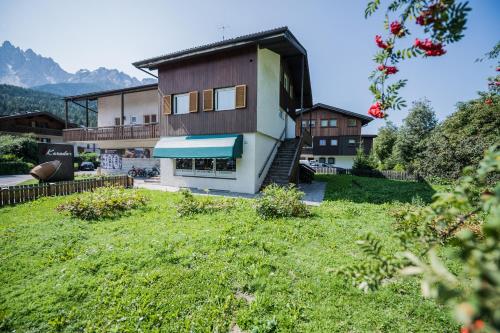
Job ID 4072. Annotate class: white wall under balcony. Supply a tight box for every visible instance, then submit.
[256,48,285,140]
[97,89,159,127]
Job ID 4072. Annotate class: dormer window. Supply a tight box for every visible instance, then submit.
[215,87,236,111]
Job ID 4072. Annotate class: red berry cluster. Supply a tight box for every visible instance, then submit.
[368,101,385,118]
[414,38,446,56]
[375,35,390,49]
[390,21,405,37]
[460,319,485,333]
[378,65,398,75]
[416,3,441,25]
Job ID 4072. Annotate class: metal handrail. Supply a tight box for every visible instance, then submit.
[258,127,286,178]
[287,128,309,179]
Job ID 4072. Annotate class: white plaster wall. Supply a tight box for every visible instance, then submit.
[310,155,355,169]
[97,89,159,127]
[256,48,285,140]
[285,114,296,139]
[253,132,279,190]
[160,133,273,194]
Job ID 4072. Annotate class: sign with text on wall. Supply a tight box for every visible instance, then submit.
[37,143,74,181]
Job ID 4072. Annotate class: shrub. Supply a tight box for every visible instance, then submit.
[255,184,310,219]
[57,187,148,220]
[177,189,235,216]
[0,134,38,164]
[0,161,34,175]
[352,148,377,172]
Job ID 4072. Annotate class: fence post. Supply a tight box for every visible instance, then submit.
[48,183,56,196]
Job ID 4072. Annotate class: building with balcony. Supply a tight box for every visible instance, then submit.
[131,27,313,193]
[297,103,376,168]
[0,111,75,143]
[63,83,160,173]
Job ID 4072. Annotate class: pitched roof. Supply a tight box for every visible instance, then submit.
[133,27,306,69]
[298,103,373,125]
[0,111,78,128]
[63,83,158,101]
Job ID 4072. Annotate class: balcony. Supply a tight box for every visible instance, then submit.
[63,123,159,142]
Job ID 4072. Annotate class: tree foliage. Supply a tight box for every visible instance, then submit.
[366,0,471,117]
[338,145,500,331]
[373,121,399,169]
[414,93,500,180]
[0,84,96,127]
[393,99,437,170]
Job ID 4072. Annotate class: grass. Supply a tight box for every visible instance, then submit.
[0,175,458,332]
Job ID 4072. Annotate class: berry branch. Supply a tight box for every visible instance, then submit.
[366,0,471,118]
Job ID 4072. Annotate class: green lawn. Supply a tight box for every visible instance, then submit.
[0,175,457,332]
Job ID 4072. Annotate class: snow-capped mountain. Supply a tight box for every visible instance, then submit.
[0,40,156,94]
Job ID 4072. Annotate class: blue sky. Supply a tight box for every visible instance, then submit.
[0,0,498,134]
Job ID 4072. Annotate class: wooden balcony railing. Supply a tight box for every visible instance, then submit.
[63,123,159,142]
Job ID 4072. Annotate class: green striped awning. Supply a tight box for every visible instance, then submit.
[153,134,243,159]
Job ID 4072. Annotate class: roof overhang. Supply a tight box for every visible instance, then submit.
[63,83,158,102]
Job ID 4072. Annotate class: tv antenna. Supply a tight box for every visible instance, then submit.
[219,25,230,41]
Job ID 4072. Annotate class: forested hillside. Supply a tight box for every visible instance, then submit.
[0,84,96,126]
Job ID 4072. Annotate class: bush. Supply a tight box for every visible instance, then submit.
[255,184,310,219]
[177,189,235,216]
[0,161,34,175]
[57,187,148,220]
[0,134,38,164]
[352,148,377,172]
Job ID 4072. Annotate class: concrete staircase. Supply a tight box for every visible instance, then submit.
[262,138,300,187]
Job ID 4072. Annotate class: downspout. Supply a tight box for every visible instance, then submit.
[298,54,305,185]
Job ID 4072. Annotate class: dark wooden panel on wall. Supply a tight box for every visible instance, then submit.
[295,108,363,137]
[158,46,257,136]
[311,136,360,156]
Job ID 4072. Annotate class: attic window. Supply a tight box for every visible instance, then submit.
[348,119,357,127]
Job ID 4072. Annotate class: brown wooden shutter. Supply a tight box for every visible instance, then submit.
[203,89,214,111]
[235,85,246,109]
[163,95,172,115]
[144,115,150,124]
[189,91,198,112]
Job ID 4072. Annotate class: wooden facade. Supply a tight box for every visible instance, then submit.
[0,112,72,138]
[297,107,375,156]
[158,46,258,136]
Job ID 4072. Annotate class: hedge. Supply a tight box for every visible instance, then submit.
[0,161,34,175]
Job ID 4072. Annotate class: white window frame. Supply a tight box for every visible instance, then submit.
[319,139,326,146]
[130,115,137,125]
[348,139,356,145]
[320,120,328,127]
[215,87,236,111]
[329,119,337,127]
[174,158,237,179]
[330,139,338,146]
[173,93,190,115]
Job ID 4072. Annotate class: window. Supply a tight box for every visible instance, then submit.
[40,138,51,143]
[328,157,335,164]
[173,93,190,114]
[330,139,338,146]
[216,159,237,178]
[130,116,137,125]
[151,114,157,123]
[284,73,290,93]
[175,158,237,178]
[114,117,121,126]
[319,139,326,146]
[195,158,214,176]
[348,119,357,127]
[144,114,158,124]
[329,119,337,127]
[144,115,150,124]
[319,157,326,163]
[302,120,316,128]
[348,139,356,145]
[301,121,307,128]
[309,120,316,127]
[320,120,328,127]
[215,87,236,111]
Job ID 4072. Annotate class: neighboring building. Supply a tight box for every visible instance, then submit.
[297,103,375,168]
[63,84,160,173]
[0,111,75,143]
[130,27,313,193]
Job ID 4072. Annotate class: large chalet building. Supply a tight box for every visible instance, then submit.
[297,104,375,168]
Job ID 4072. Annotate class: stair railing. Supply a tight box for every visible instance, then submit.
[258,128,286,178]
[287,128,310,182]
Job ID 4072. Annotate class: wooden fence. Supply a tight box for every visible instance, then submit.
[315,167,422,182]
[0,175,134,207]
